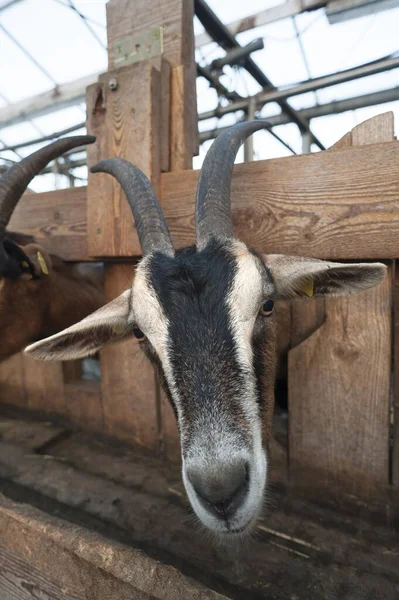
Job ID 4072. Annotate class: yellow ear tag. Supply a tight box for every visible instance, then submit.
[300,279,314,298]
[21,261,29,268]
[37,252,49,275]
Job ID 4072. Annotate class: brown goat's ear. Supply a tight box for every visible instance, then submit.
[25,290,131,360]
[264,255,387,298]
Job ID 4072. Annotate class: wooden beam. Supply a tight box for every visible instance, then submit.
[86,63,167,257]
[0,494,227,600]
[289,271,392,501]
[8,186,90,262]
[288,114,395,504]
[7,140,399,261]
[393,262,399,498]
[161,140,399,259]
[106,0,198,165]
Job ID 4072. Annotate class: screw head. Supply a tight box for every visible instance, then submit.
[108,78,118,91]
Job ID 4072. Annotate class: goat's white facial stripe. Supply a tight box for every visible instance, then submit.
[131,259,184,424]
[131,259,168,358]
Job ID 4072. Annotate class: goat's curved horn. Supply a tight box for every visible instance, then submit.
[90,159,174,257]
[0,135,96,231]
[195,120,270,250]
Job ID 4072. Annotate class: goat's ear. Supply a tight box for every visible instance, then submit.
[264,255,387,298]
[25,290,132,360]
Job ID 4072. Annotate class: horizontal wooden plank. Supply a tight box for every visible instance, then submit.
[8,186,90,262]
[8,141,399,260]
[0,493,229,600]
[162,140,399,259]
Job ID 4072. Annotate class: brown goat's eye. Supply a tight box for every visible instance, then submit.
[133,327,145,341]
[260,299,274,316]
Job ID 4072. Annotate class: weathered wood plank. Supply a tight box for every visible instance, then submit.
[0,543,83,600]
[352,112,395,146]
[289,271,391,499]
[0,354,26,408]
[170,63,197,170]
[107,0,197,167]
[0,494,227,600]
[21,354,66,416]
[393,262,399,496]
[106,0,194,71]
[64,380,104,433]
[87,63,165,257]
[9,186,90,262]
[288,114,395,503]
[162,141,399,259]
[7,141,399,261]
[0,418,65,451]
[330,130,352,149]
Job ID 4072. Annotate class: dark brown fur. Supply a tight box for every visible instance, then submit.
[0,241,104,362]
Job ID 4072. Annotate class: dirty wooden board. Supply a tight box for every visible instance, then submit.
[8,141,399,260]
[107,0,194,70]
[22,353,66,416]
[161,140,399,259]
[289,272,391,501]
[0,494,228,600]
[0,353,26,407]
[352,111,394,146]
[64,380,104,433]
[0,433,398,600]
[394,262,399,497]
[106,0,198,164]
[0,418,65,451]
[86,62,166,257]
[9,186,89,262]
[289,114,394,503]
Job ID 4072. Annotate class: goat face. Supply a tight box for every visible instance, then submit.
[134,239,275,534]
[26,122,387,536]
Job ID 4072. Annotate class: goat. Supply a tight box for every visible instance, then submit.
[26,122,386,537]
[0,136,105,361]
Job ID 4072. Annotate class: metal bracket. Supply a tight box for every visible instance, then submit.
[112,27,164,68]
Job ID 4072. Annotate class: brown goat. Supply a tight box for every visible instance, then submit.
[0,136,105,362]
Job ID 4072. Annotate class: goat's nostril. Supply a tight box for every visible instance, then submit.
[188,460,249,520]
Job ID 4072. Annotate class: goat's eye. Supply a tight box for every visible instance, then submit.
[260,299,274,316]
[133,327,146,341]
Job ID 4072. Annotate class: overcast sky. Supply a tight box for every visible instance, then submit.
[0,0,398,189]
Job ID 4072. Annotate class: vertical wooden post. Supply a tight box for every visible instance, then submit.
[86,0,196,452]
[288,113,395,505]
[393,263,399,502]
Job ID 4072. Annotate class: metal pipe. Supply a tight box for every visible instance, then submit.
[199,86,399,142]
[211,38,264,70]
[0,122,86,154]
[194,0,325,149]
[199,54,399,121]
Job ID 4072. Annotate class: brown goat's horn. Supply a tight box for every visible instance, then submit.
[195,120,270,250]
[90,159,174,257]
[0,135,96,231]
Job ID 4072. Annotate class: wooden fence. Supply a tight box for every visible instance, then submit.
[0,0,398,518]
